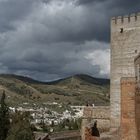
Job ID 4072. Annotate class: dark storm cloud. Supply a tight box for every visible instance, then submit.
[76,0,140,41]
[77,0,140,9]
[76,0,107,5]
[110,0,140,9]
[0,0,36,32]
[0,0,139,81]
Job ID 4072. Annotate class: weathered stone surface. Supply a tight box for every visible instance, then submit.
[85,127,100,140]
[120,78,137,140]
[82,12,140,140]
[135,84,140,139]
[81,106,110,140]
[110,13,140,129]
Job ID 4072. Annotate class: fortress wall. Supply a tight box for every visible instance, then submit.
[110,12,140,129]
[111,13,140,27]
[121,78,137,140]
[81,106,110,140]
[135,83,140,139]
[83,106,110,119]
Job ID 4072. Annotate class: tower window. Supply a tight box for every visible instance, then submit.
[120,28,123,33]
[128,16,130,22]
[135,15,137,21]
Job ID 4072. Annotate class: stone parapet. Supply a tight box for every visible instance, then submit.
[81,106,110,140]
[111,13,140,25]
[83,106,110,119]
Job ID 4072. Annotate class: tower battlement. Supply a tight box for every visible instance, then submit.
[111,13,140,25]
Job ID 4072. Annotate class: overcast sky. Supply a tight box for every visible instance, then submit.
[0,0,140,81]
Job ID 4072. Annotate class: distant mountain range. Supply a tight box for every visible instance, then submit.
[0,74,109,85]
[0,74,110,106]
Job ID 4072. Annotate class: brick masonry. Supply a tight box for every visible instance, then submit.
[120,78,137,140]
[85,127,100,140]
[135,84,140,139]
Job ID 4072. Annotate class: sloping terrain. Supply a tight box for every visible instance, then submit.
[0,74,110,107]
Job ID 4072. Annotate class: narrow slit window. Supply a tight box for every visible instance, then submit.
[135,15,137,21]
[120,28,123,33]
[128,16,130,22]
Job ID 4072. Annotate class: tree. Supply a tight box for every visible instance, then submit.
[6,111,34,140]
[0,91,10,140]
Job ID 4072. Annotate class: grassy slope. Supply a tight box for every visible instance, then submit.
[0,74,110,107]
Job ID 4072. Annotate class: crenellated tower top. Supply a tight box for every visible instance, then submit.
[111,13,140,26]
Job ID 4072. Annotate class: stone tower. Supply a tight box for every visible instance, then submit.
[110,13,140,131]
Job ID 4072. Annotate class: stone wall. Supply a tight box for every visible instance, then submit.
[110,13,140,129]
[135,83,140,139]
[120,78,137,140]
[81,106,110,140]
[85,127,100,140]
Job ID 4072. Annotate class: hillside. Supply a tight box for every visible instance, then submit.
[0,74,110,107]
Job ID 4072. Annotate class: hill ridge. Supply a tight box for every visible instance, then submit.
[0,73,110,106]
[0,73,109,85]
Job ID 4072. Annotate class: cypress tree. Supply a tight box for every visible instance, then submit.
[6,111,34,140]
[0,91,10,140]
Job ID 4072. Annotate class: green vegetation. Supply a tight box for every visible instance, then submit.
[0,74,110,107]
[0,93,35,140]
[0,91,10,140]
[6,112,34,140]
[40,118,82,133]
[55,118,82,131]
